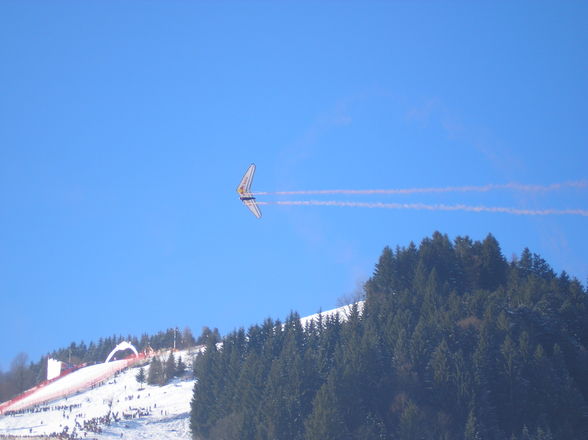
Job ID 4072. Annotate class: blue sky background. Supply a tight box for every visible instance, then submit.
[1,1,587,369]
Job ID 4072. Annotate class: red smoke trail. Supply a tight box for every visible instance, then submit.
[256,200,588,216]
[252,181,587,196]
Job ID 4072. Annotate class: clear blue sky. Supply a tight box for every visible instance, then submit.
[1,1,587,369]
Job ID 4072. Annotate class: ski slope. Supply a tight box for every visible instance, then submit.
[4,359,135,414]
[0,349,196,439]
[0,303,361,439]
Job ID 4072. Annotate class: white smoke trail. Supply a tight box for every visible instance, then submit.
[256,200,588,217]
[252,181,587,196]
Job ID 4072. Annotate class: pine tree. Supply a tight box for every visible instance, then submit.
[191,341,221,439]
[479,233,507,291]
[305,377,350,440]
[518,248,533,276]
[367,246,395,296]
[147,357,163,386]
[135,367,146,389]
[429,339,452,406]
[165,351,176,383]
[500,335,520,432]
[176,356,186,377]
[259,330,306,440]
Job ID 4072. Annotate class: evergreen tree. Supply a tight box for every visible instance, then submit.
[191,341,221,439]
[429,339,452,406]
[135,367,146,389]
[165,351,176,382]
[305,377,350,440]
[147,357,164,386]
[176,356,187,377]
[479,233,507,291]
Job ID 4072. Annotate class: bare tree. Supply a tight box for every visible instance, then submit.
[11,352,30,394]
[336,279,366,307]
[182,326,196,348]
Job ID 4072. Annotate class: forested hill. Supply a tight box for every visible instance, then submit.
[190,232,588,440]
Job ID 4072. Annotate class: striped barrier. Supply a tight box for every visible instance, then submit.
[0,354,145,414]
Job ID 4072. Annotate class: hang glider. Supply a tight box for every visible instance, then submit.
[237,164,262,218]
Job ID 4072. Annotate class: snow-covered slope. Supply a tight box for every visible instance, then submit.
[0,349,197,439]
[299,300,364,328]
[5,359,133,414]
[0,303,361,439]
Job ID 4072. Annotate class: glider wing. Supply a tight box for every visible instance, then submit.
[244,199,262,219]
[237,164,256,195]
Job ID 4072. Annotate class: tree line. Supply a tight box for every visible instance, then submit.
[135,350,189,388]
[190,232,588,440]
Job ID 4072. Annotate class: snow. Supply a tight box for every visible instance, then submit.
[0,349,197,440]
[0,303,360,439]
[299,300,364,328]
[7,359,131,413]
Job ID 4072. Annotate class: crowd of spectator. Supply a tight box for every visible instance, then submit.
[2,405,119,439]
[76,412,115,435]
[3,403,82,417]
